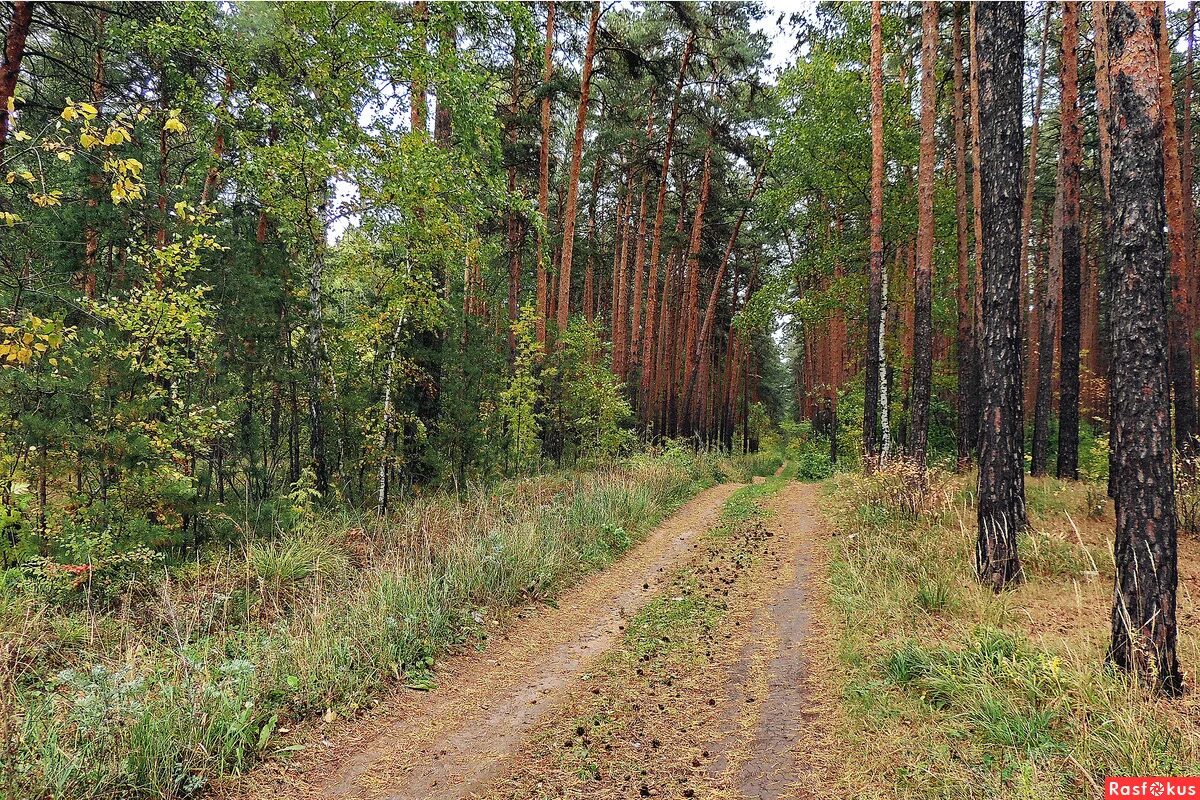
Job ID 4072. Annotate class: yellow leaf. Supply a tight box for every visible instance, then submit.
[13,131,30,142]
[61,105,78,122]
[102,127,130,146]
[57,151,73,162]
[80,131,100,149]
[5,97,13,113]
[163,117,187,135]
[78,102,98,120]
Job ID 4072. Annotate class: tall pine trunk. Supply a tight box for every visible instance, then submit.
[975,0,1026,592]
[1105,0,1183,697]
[969,4,986,448]
[1057,0,1083,479]
[1021,4,1052,421]
[684,158,768,431]
[1095,0,1118,497]
[1159,9,1198,458]
[535,2,555,345]
[640,34,695,421]
[554,2,601,336]
[1032,150,1064,475]
[908,0,938,467]
[952,5,975,469]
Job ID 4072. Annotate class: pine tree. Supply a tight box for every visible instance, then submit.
[1105,0,1184,697]
[975,0,1026,592]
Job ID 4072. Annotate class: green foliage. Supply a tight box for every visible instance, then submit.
[496,306,544,473]
[544,321,636,464]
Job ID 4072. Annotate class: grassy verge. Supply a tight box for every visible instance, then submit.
[0,447,754,800]
[821,466,1200,799]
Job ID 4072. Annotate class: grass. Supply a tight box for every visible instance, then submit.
[0,447,769,800]
[821,466,1200,799]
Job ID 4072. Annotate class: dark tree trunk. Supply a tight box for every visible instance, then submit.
[1032,162,1062,477]
[1057,0,1083,480]
[908,0,938,468]
[952,5,976,470]
[1105,0,1183,697]
[865,0,885,470]
[974,1,1026,593]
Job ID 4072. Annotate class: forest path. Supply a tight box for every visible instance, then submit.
[476,478,839,800]
[225,480,745,800]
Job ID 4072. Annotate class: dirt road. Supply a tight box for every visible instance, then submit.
[228,477,834,800]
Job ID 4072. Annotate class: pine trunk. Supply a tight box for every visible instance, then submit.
[952,5,975,469]
[583,152,605,325]
[969,4,986,445]
[975,0,1026,593]
[535,2,555,345]
[554,1,601,336]
[1105,0,1183,697]
[640,34,695,419]
[909,0,938,467]
[0,0,32,162]
[1057,0,1083,479]
[1021,4,1052,419]
[1160,8,1198,458]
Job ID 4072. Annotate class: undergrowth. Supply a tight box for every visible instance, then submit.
[822,465,1200,798]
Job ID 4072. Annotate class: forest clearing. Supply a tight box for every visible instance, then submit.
[4,0,1200,797]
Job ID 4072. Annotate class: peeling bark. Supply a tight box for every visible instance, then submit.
[1105,0,1183,697]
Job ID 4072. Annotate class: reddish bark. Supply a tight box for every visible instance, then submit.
[583,151,605,324]
[554,1,601,335]
[536,2,555,345]
[969,4,985,431]
[910,0,936,468]
[683,157,768,429]
[1160,5,1197,456]
[0,1,32,161]
[679,147,713,433]
[640,33,696,419]
[1020,3,1052,412]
